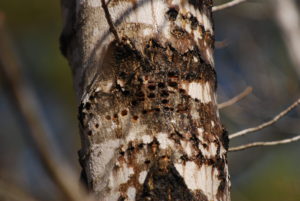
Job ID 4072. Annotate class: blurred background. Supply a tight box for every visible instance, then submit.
[0,0,299,201]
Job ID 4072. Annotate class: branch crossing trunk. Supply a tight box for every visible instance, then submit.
[60,0,231,200]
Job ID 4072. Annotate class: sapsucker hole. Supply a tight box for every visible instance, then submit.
[158,82,166,88]
[148,85,156,90]
[154,108,160,112]
[121,110,128,116]
[85,102,91,110]
[131,100,138,106]
[166,8,178,21]
[167,71,178,77]
[168,81,178,88]
[163,106,170,111]
[123,90,130,96]
[138,143,144,149]
[160,90,169,97]
[161,99,169,104]
[179,89,186,93]
[136,91,145,97]
[190,16,199,29]
[148,93,155,98]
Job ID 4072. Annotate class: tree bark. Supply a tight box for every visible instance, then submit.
[60,0,230,200]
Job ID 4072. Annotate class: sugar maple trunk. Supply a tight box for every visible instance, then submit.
[60,0,230,200]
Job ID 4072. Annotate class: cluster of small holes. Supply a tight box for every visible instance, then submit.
[129,71,197,115]
[165,7,215,49]
[112,53,214,121]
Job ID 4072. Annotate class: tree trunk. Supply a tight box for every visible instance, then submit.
[60,0,230,200]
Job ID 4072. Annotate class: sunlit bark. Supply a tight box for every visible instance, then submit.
[60,0,230,200]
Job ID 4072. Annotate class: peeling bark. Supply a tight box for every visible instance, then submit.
[60,0,231,200]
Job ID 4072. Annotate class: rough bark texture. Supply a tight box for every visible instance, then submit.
[60,0,230,200]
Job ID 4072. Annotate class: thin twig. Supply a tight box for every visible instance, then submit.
[215,40,230,49]
[229,98,300,139]
[0,14,91,201]
[101,0,120,42]
[229,135,300,152]
[218,87,252,109]
[272,0,300,78]
[213,0,247,12]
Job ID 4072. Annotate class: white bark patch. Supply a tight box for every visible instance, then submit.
[101,192,120,201]
[105,0,212,53]
[92,80,114,93]
[89,140,120,181]
[206,49,214,66]
[181,82,212,103]
[198,128,204,135]
[211,120,215,128]
[202,13,213,33]
[93,27,100,36]
[117,79,125,88]
[193,56,198,62]
[78,0,101,7]
[142,135,153,144]
[181,1,202,25]
[143,27,153,36]
[199,141,218,158]
[127,187,136,201]
[110,166,134,189]
[138,170,148,184]
[110,1,167,33]
[180,141,194,157]
[157,132,174,149]
[126,125,147,144]
[175,161,199,190]
[174,162,220,201]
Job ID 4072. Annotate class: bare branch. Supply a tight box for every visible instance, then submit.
[101,0,120,42]
[272,0,300,78]
[229,135,300,152]
[213,0,247,12]
[0,14,91,201]
[218,87,252,109]
[229,98,300,139]
[215,40,230,49]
